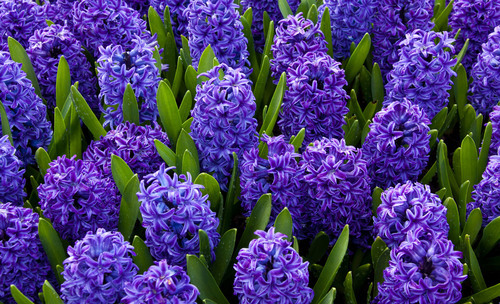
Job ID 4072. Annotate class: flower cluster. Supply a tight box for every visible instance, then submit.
[61,228,138,303]
[122,260,199,304]
[279,52,349,144]
[0,204,50,304]
[124,0,149,16]
[362,99,431,189]
[97,35,160,128]
[384,30,457,119]
[190,64,258,190]
[138,165,220,266]
[469,153,500,226]
[150,0,190,47]
[41,0,75,26]
[0,136,25,206]
[0,51,52,166]
[233,228,314,304]
[490,105,500,155]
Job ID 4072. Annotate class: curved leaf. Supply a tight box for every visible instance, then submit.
[274,207,293,241]
[71,86,106,140]
[42,281,63,304]
[10,285,34,304]
[237,194,272,251]
[56,56,71,110]
[157,81,182,146]
[132,236,154,274]
[8,37,41,98]
[118,175,141,241]
[210,228,237,284]
[186,255,230,304]
[344,34,371,84]
[122,84,140,125]
[38,218,67,284]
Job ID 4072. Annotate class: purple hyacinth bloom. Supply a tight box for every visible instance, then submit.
[376,229,466,304]
[469,153,500,226]
[61,228,138,303]
[41,0,77,26]
[0,203,51,304]
[122,260,199,304]
[234,227,314,303]
[489,105,500,156]
[362,99,431,189]
[150,0,190,47]
[470,26,500,116]
[27,24,99,111]
[138,164,220,266]
[372,0,434,76]
[279,52,349,144]
[300,138,372,247]
[0,136,25,206]
[271,13,328,83]
[38,156,121,242]
[97,35,160,128]
[318,0,377,60]
[190,64,258,190]
[0,51,52,166]
[185,0,249,70]
[449,0,500,71]
[124,0,149,16]
[384,30,457,119]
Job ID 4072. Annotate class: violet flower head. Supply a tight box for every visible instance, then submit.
[449,0,500,71]
[83,122,170,180]
[0,135,25,206]
[185,0,249,70]
[124,0,149,16]
[470,26,500,116]
[384,30,457,119]
[41,0,77,26]
[0,204,51,304]
[376,229,466,304]
[374,181,449,248]
[372,0,434,76]
[61,228,138,304]
[271,13,328,83]
[362,99,431,189]
[27,24,99,111]
[469,153,500,226]
[122,260,199,304]
[97,35,161,128]
[279,52,349,144]
[300,138,372,247]
[38,156,121,242]
[150,0,190,47]
[489,105,500,156]
[233,227,314,304]
[138,164,220,266]
[318,0,377,60]
[0,51,52,166]
[190,64,258,190]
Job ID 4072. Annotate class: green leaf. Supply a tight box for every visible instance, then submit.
[430,107,448,131]
[237,194,272,251]
[461,208,482,245]
[443,197,460,247]
[307,231,330,264]
[49,107,67,158]
[184,65,198,96]
[42,281,63,304]
[172,57,184,98]
[199,229,213,263]
[420,161,437,185]
[148,7,167,59]
[182,149,200,178]
[254,55,270,112]
[461,105,476,139]
[344,34,371,84]
[274,207,293,241]
[290,128,305,152]
[371,187,383,215]
[194,173,223,214]
[371,237,388,270]
[432,0,454,31]
[454,64,468,120]
[176,129,199,173]
[477,216,500,257]
[371,63,384,104]
[180,36,192,66]
[197,45,216,81]
[349,90,366,127]
[157,81,183,146]
[210,228,237,284]
[10,285,34,304]
[55,56,71,110]
[241,15,260,83]
[71,86,106,140]
[122,84,140,125]
[221,153,240,233]
[454,40,469,71]
[132,236,154,274]
[8,37,42,98]
[186,255,230,304]
[461,135,478,186]
[154,139,176,167]
[318,288,336,304]
[179,91,193,122]
[320,6,333,57]
[464,234,487,292]
[345,119,360,146]
[459,181,472,227]
[478,122,492,177]
[38,218,67,284]
[468,282,500,303]
[111,154,134,195]
[307,4,318,24]
[182,116,193,132]
[0,100,13,145]
[437,141,453,199]
[68,104,82,159]
[278,0,293,18]
[373,248,391,297]
[118,175,141,241]
[260,73,286,136]
[35,148,51,177]
[344,272,357,304]
[262,21,275,62]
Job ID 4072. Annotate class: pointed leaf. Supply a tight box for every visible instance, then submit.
[478,122,492,176]
[154,139,176,167]
[132,236,154,274]
[194,173,223,214]
[42,281,63,304]
[122,84,140,125]
[260,73,286,136]
[278,0,293,18]
[71,86,106,139]
[35,148,51,177]
[186,255,230,304]
[254,55,270,112]
[443,197,460,247]
[318,288,336,304]
[344,34,371,84]
[38,218,67,284]
[290,128,305,152]
[371,237,388,270]
[56,56,71,110]
[111,154,134,195]
[8,37,42,98]
[157,81,183,146]
[307,231,330,264]
[274,207,293,241]
[464,234,487,292]
[179,91,193,122]
[210,228,237,284]
[10,285,34,304]
[320,7,333,57]
[237,194,272,251]
[182,149,200,178]
[344,271,357,304]
[0,100,13,145]
[461,208,482,245]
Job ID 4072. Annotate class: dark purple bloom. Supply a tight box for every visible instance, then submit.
[83,122,170,180]
[271,13,328,83]
[124,0,149,16]
[372,0,434,76]
[61,228,138,303]
[279,52,349,144]
[0,51,52,166]
[0,135,25,206]
[233,227,314,304]
[27,24,99,111]
[0,203,51,304]
[489,105,500,156]
[138,164,220,266]
[190,64,258,190]
[374,181,449,248]
[41,0,76,26]
[185,0,249,70]
[97,35,160,128]
[469,153,500,226]
[38,156,121,242]
[122,260,199,304]
[150,0,190,47]
[300,138,372,247]
[384,30,457,119]
[362,99,431,189]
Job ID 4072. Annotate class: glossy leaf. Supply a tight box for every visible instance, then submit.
[371,63,384,105]
[260,72,286,136]
[307,231,330,264]
[157,81,183,146]
[55,56,71,110]
[478,122,492,177]
[68,104,82,159]
[371,187,383,215]
[432,0,454,31]
[182,149,200,178]
[197,45,216,82]
[443,197,460,247]
[274,207,293,241]
[38,218,67,284]
[117,175,141,241]
[460,135,478,185]
[42,281,63,304]
[236,194,272,251]
[122,84,140,125]
[468,282,500,303]
[49,108,67,158]
[454,64,468,120]
[35,148,51,177]
[254,55,270,111]
[0,100,13,145]
[373,248,390,297]
[344,34,371,84]
[132,236,154,274]
[461,208,482,245]
[318,288,336,304]
[10,285,34,304]
[371,237,388,270]
[290,128,305,153]
[344,271,357,304]
[154,139,176,167]
[179,91,193,122]
[8,37,41,98]
[320,6,333,57]
[210,228,237,284]
[186,255,230,304]
[221,152,240,233]
[464,234,487,292]
[278,0,293,18]
[111,154,134,195]
[71,86,106,139]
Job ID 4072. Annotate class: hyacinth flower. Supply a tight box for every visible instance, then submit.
[27,24,99,111]
[271,12,328,83]
[83,122,169,180]
[318,0,377,60]
[372,0,434,76]
[233,228,314,303]
[0,204,51,303]
[470,26,500,116]
[373,181,449,248]
[138,164,220,265]
[362,99,431,189]
[489,105,500,156]
[0,51,52,166]
[190,64,258,190]
[122,260,199,303]
[449,0,500,71]
[375,229,466,304]
[41,0,76,26]
[38,156,121,242]
[0,135,25,205]
[300,138,372,247]
[185,0,249,70]
[150,0,190,47]
[97,35,161,128]
[469,153,500,226]
[279,52,349,144]
[124,0,149,16]
[384,30,457,119]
